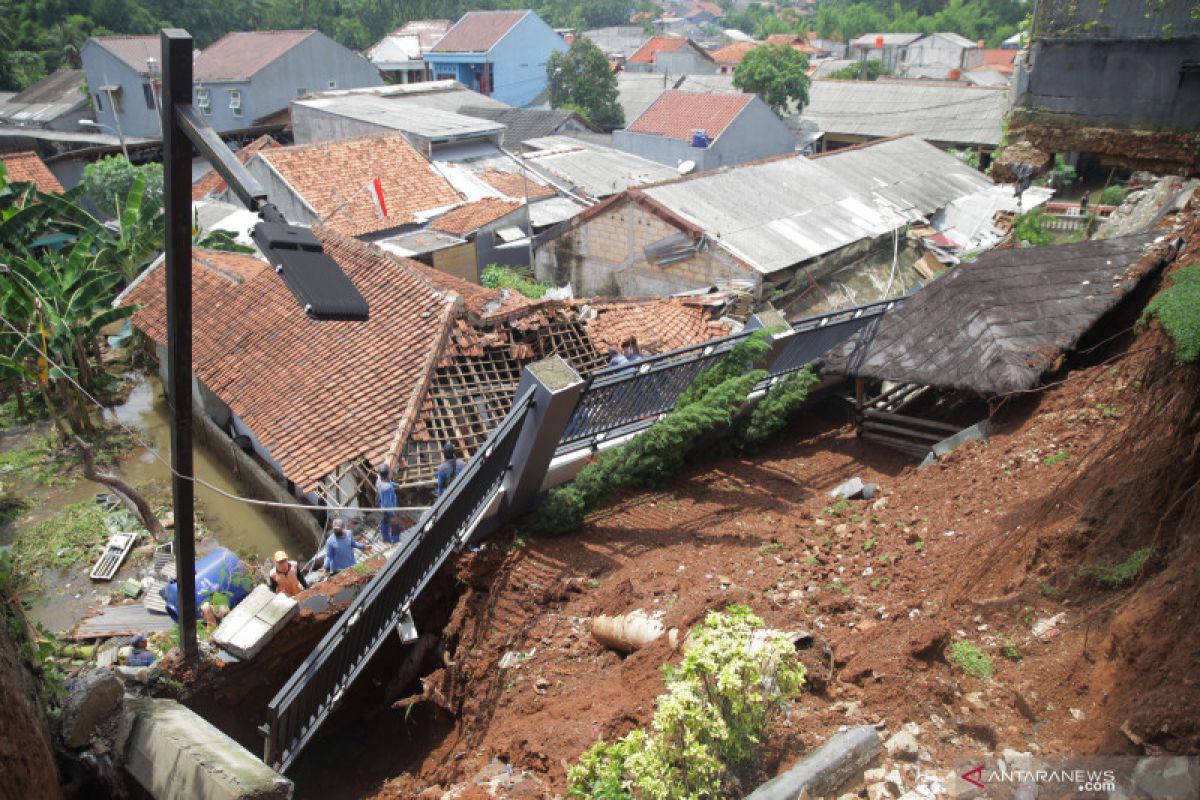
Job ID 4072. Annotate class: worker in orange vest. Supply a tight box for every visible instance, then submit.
[269,551,308,597]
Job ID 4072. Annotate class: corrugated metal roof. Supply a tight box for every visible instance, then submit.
[301,80,509,112]
[528,196,585,226]
[850,32,924,47]
[581,26,651,57]
[458,106,589,145]
[800,80,1008,146]
[639,136,994,274]
[522,135,678,199]
[294,95,505,140]
[0,70,88,127]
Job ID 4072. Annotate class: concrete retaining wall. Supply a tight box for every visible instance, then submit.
[125,698,293,800]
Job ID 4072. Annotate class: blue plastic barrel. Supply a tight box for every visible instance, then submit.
[160,547,252,622]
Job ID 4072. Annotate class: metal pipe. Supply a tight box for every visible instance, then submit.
[162,28,198,663]
[175,103,268,211]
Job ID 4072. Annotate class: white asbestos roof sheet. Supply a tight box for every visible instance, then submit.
[522,135,678,199]
[528,196,585,227]
[800,80,1008,146]
[294,95,505,139]
[641,137,994,274]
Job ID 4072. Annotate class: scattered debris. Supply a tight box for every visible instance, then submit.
[1031,612,1066,640]
[590,609,667,654]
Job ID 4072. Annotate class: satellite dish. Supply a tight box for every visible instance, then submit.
[677,159,696,175]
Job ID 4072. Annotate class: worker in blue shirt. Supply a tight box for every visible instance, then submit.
[323,517,366,575]
[376,463,401,544]
[127,634,156,667]
[435,443,466,497]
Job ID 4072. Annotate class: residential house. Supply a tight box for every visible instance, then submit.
[616,72,678,123]
[191,30,383,133]
[534,136,1013,310]
[665,1,726,25]
[1010,0,1199,174]
[764,33,824,55]
[848,32,924,72]
[430,197,529,277]
[290,91,505,155]
[711,41,758,75]
[800,80,1007,152]
[365,20,452,83]
[0,69,89,131]
[900,32,983,79]
[519,135,679,201]
[423,10,567,107]
[0,151,64,193]
[581,26,651,60]
[122,232,732,507]
[612,91,795,170]
[625,36,716,74]
[455,106,601,147]
[233,134,463,239]
[80,36,164,140]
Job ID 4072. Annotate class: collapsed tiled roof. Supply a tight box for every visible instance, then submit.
[476,168,556,200]
[0,151,64,193]
[192,135,281,200]
[431,11,530,53]
[433,197,522,235]
[628,36,690,64]
[580,296,733,353]
[456,105,595,146]
[124,235,456,491]
[821,234,1171,395]
[90,36,161,75]
[257,134,462,236]
[193,30,317,82]
[627,90,753,142]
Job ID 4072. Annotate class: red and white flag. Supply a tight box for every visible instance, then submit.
[368,177,388,219]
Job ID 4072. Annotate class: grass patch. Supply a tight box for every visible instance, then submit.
[914,539,926,551]
[830,579,850,596]
[861,537,876,552]
[1043,451,1070,466]
[948,641,994,679]
[1000,636,1022,662]
[1076,547,1153,588]
[1096,403,1121,418]
[480,264,548,299]
[1141,263,1200,363]
[823,498,851,517]
[10,501,114,590]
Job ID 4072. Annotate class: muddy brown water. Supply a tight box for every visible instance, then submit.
[2,374,307,633]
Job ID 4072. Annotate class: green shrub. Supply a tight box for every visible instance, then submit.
[480,264,548,299]
[11,501,111,589]
[948,641,994,679]
[1141,263,1200,363]
[1013,209,1052,246]
[1099,185,1127,206]
[737,366,819,451]
[567,605,805,799]
[1077,547,1153,588]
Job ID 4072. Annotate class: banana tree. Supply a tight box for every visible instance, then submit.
[95,171,165,281]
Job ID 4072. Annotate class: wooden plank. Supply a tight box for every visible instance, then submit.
[863,408,962,433]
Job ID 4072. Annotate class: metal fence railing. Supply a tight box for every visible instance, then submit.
[557,330,753,451]
[263,391,535,771]
[768,298,903,378]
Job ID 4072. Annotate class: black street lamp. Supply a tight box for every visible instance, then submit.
[160,28,368,661]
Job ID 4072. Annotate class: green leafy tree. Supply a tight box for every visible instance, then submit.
[81,155,162,218]
[733,43,811,116]
[547,36,624,129]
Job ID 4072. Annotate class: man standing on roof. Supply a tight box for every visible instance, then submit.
[376,463,402,544]
[269,550,308,597]
[323,517,366,575]
[435,443,466,497]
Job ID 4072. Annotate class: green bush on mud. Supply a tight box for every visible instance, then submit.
[1141,263,1200,363]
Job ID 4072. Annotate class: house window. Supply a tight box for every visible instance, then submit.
[110,88,124,114]
[229,89,242,117]
[93,93,104,113]
[327,80,337,88]
[195,86,211,116]
[296,87,307,97]
[142,83,156,110]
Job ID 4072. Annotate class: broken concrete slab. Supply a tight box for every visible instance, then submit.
[931,419,992,458]
[745,725,882,800]
[830,477,865,500]
[124,698,292,800]
[61,670,124,748]
[212,585,298,661]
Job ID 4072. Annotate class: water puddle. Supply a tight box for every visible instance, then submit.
[4,373,308,632]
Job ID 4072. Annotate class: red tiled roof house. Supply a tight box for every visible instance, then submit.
[0,151,64,194]
[624,36,715,74]
[612,90,795,171]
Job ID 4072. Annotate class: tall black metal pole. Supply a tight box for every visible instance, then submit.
[162,28,198,662]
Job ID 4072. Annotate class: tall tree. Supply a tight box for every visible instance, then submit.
[546,36,624,130]
[733,44,811,116]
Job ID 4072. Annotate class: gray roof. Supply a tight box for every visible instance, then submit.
[821,233,1169,395]
[638,136,993,274]
[302,80,509,112]
[293,94,505,141]
[458,106,593,145]
[800,80,1008,147]
[581,26,650,58]
[675,73,737,93]
[528,196,586,227]
[0,69,88,127]
[522,135,679,199]
[964,69,1011,87]
[924,31,980,49]
[811,59,858,78]
[850,32,924,47]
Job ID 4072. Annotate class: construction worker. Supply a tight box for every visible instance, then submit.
[127,634,156,667]
[323,517,366,575]
[376,463,401,544]
[269,550,308,597]
[435,443,466,498]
